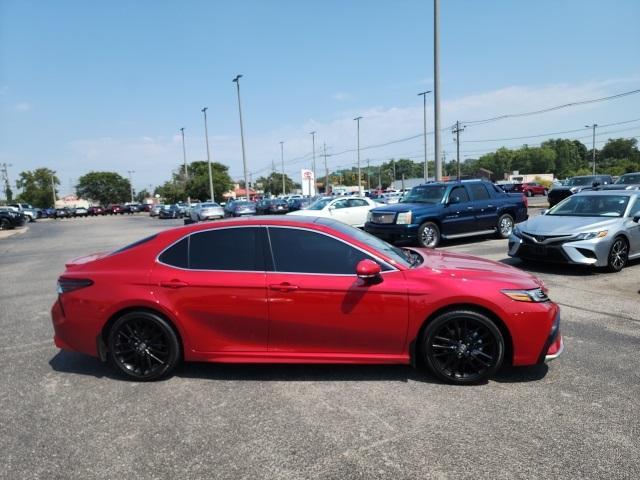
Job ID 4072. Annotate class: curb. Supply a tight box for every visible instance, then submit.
[0,225,29,240]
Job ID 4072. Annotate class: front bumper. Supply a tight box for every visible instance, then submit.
[364,223,419,243]
[538,310,563,363]
[508,234,611,267]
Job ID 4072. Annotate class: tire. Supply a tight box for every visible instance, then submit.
[526,190,533,197]
[417,221,440,248]
[496,214,514,239]
[0,218,12,230]
[543,189,548,196]
[421,310,504,385]
[107,311,181,381]
[606,237,628,273]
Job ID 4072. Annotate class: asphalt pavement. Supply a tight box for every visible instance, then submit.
[1,214,638,479]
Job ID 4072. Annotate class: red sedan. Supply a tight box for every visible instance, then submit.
[51,217,562,384]
[510,182,548,197]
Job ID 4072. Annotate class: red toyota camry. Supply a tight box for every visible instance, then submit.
[51,216,563,384]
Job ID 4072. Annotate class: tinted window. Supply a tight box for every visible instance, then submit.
[629,198,640,217]
[468,183,490,200]
[348,199,369,207]
[268,227,380,274]
[159,237,188,268]
[449,186,470,203]
[112,234,158,255]
[188,227,264,271]
[333,199,350,209]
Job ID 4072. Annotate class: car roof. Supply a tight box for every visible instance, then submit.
[573,189,638,197]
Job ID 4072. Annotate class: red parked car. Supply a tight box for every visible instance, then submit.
[509,182,548,197]
[51,217,562,384]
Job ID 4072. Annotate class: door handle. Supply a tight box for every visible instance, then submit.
[160,280,189,289]
[269,282,299,292]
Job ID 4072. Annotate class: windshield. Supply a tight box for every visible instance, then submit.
[234,201,252,206]
[548,195,630,217]
[616,173,640,185]
[307,198,332,210]
[401,185,446,204]
[566,177,595,186]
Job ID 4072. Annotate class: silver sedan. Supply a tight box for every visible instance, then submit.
[508,190,640,272]
[190,202,224,221]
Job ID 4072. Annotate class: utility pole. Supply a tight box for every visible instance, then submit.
[585,124,598,175]
[354,116,363,196]
[280,141,285,195]
[233,74,249,200]
[418,90,432,182]
[323,143,329,194]
[127,170,135,203]
[50,173,57,206]
[0,163,12,201]
[310,131,316,196]
[180,127,188,180]
[433,0,442,180]
[378,165,381,189]
[442,150,447,177]
[452,121,465,180]
[202,107,215,201]
[367,159,370,190]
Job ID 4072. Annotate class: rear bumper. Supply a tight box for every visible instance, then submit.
[364,223,419,242]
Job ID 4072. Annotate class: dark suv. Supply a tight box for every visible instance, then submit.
[547,175,613,207]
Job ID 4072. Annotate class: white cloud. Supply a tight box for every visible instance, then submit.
[14,102,32,111]
[331,92,352,101]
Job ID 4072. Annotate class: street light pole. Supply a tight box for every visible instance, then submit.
[180,127,188,180]
[354,116,363,196]
[585,124,598,175]
[280,141,285,195]
[418,90,432,182]
[127,170,135,203]
[233,75,250,200]
[202,107,215,201]
[309,131,317,197]
[433,0,442,181]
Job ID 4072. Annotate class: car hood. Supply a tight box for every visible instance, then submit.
[518,215,621,234]
[372,202,440,213]
[413,248,543,289]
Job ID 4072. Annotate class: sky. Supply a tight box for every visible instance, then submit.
[1,0,639,195]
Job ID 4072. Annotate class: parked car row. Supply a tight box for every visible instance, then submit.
[0,207,29,230]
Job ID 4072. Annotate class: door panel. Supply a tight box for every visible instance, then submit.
[151,266,269,352]
[267,271,408,354]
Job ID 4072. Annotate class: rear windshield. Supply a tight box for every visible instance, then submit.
[566,177,595,186]
[616,174,640,185]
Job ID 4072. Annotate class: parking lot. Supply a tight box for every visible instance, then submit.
[1,214,639,479]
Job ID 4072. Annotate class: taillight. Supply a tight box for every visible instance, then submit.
[522,194,528,208]
[57,277,94,294]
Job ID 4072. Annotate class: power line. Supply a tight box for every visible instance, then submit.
[461,88,640,126]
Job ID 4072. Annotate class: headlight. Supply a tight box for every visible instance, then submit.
[367,211,373,222]
[502,288,549,302]
[396,211,412,225]
[575,230,608,240]
[570,187,579,193]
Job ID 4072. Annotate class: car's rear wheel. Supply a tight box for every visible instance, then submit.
[421,310,504,385]
[417,221,440,248]
[526,190,533,197]
[496,214,514,238]
[107,311,181,381]
[606,237,628,273]
[543,189,549,196]
[1,218,12,230]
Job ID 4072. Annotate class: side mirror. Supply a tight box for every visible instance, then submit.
[633,215,640,223]
[328,206,335,211]
[592,181,600,187]
[540,209,549,215]
[356,259,381,281]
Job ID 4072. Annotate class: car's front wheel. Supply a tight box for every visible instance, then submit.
[107,311,181,381]
[496,214,514,238]
[421,310,504,385]
[417,221,440,248]
[606,237,628,273]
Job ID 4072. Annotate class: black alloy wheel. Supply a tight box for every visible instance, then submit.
[606,237,628,273]
[0,218,12,230]
[496,214,514,239]
[417,221,441,248]
[422,310,504,385]
[107,311,181,381]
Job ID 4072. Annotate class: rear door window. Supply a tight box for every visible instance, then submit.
[468,183,490,200]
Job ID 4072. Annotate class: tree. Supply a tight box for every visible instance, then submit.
[157,161,234,203]
[76,171,131,206]
[255,172,296,196]
[135,189,150,203]
[541,139,586,178]
[16,168,59,207]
